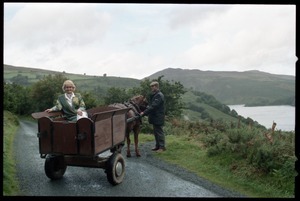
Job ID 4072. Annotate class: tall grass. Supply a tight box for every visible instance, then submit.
[3,111,20,195]
[139,118,296,198]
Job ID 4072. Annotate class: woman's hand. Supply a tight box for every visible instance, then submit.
[45,109,52,113]
[77,109,83,116]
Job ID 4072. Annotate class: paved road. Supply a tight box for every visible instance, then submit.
[14,120,244,197]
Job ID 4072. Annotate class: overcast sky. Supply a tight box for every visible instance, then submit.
[4,3,296,79]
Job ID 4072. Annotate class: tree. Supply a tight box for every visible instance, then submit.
[10,74,29,86]
[103,76,185,118]
[79,91,98,109]
[140,76,186,117]
[104,87,131,105]
[3,82,32,115]
[30,74,98,111]
[30,74,68,111]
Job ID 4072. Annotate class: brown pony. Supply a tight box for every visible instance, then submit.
[109,95,148,157]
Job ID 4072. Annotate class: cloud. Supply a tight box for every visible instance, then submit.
[4,3,112,49]
[4,3,296,79]
[168,4,231,30]
[174,5,296,74]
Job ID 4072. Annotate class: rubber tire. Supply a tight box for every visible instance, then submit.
[44,155,67,180]
[106,153,125,185]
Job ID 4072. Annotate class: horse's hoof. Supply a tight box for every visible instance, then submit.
[136,153,141,157]
[127,154,132,157]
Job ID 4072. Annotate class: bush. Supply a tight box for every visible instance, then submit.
[271,156,297,190]
[249,143,276,173]
[227,129,242,143]
[207,145,221,157]
[202,131,224,147]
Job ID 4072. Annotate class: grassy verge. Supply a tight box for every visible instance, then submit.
[3,111,20,196]
[138,133,295,198]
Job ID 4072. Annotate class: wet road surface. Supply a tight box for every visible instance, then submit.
[14,120,244,197]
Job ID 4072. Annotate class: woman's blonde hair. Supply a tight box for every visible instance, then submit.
[62,80,76,92]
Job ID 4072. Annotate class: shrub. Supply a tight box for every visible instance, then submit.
[271,156,297,188]
[202,131,223,147]
[227,128,242,143]
[248,143,275,173]
[207,145,221,157]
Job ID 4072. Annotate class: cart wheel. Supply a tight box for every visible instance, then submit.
[110,143,124,153]
[106,153,125,185]
[44,155,67,180]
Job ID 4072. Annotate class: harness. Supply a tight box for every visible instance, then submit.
[123,100,143,124]
[110,96,146,124]
[124,100,141,115]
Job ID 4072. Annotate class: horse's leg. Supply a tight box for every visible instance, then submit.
[126,132,131,157]
[134,127,141,157]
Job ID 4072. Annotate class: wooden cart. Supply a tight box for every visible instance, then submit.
[31,106,131,185]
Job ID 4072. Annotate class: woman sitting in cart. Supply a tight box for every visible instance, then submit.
[45,79,88,122]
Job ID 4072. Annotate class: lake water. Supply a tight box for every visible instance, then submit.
[227,105,295,131]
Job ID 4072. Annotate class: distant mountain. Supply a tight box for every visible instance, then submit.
[145,68,295,105]
[4,64,295,106]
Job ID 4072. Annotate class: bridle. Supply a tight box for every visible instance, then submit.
[124,95,147,115]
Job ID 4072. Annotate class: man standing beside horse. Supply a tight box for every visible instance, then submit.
[140,81,166,153]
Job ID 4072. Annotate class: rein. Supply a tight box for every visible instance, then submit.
[110,95,147,119]
[124,100,141,115]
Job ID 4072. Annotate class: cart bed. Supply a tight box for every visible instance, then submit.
[36,106,130,156]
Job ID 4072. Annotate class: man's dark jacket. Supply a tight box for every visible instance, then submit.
[143,90,165,126]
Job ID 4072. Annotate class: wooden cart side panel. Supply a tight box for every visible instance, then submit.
[94,117,112,154]
[38,117,53,154]
[92,108,130,154]
[52,122,77,154]
[87,106,119,118]
[112,110,128,145]
[32,111,63,120]
[76,118,94,155]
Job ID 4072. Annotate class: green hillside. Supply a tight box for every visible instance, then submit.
[5,65,295,106]
[146,68,295,106]
[182,91,236,122]
[181,91,263,129]
[4,64,141,92]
